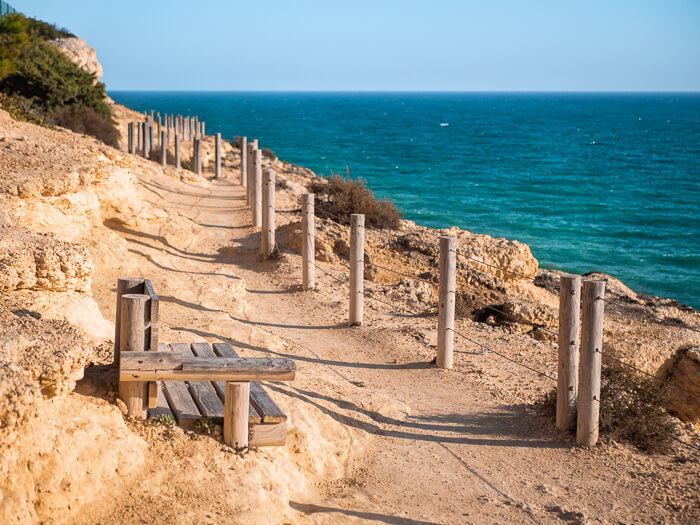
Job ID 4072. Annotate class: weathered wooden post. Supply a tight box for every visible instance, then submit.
[240,136,248,188]
[160,131,166,167]
[247,140,258,206]
[437,235,456,369]
[166,118,170,145]
[127,122,134,154]
[114,278,144,366]
[302,194,315,290]
[118,293,150,418]
[137,121,142,153]
[349,214,365,326]
[577,279,605,447]
[194,138,202,175]
[252,149,262,227]
[557,274,581,431]
[224,382,250,449]
[194,116,199,140]
[174,132,181,169]
[148,121,154,155]
[215,132,221,179]
[262,168,276,257]
[201,121,205,137]
[157,116,161,143]
[143,122,151,158]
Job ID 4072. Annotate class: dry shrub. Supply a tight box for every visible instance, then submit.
[55,106,119,147]
[538,365,681,454]
[308,169,402,230]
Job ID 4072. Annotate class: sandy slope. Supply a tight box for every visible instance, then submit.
[1,105,699,523]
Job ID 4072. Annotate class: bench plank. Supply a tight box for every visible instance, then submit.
[212,342,287,424]
[120,356,296,382]
[158,343,200,429]
[190,342,261,425]
[171,343,224,422]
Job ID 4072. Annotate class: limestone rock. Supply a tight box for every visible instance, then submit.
[0,226,93,293]
[50,38,104,82]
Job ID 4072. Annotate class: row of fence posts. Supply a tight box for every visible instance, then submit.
[126,111,222,178]
[127,121,607,448]
[293,202,606,447]
[234,136,277,258]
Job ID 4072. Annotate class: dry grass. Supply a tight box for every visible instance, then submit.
[538,365,682,454]
[308,168,403,229]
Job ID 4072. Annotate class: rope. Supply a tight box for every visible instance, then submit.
[598,349,700,400]
[449,327,557,381]
[602,297,700,334]
[364,260,436,286]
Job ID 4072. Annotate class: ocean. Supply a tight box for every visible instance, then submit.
[109,92,700,309]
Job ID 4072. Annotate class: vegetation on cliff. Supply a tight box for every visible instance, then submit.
[0,13,117,146]
[308,169,403,229]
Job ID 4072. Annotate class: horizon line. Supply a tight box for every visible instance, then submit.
[107,89,700,94]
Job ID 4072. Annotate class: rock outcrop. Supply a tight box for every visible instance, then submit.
[50,37,104,81]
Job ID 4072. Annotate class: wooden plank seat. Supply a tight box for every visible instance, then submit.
[115,277,295,449]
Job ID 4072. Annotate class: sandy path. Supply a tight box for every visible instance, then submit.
[82,169,698,524]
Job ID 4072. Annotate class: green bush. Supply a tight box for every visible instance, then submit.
[308,169,403,229]
[0,13,117,145]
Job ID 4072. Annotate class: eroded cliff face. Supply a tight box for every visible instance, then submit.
[50,37,104,82]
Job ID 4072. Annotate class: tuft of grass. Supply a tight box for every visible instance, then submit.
[537,365,681,454]
[149,413,175,427]
[308,168,403,230]
[55,106,119,147]
[194,416,214,434]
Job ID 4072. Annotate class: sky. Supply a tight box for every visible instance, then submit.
[11,0,700,91]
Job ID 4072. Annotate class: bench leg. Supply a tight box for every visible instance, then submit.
[224,382,250,449]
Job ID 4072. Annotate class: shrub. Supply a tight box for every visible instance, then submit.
[0,92,49,127]
[538,365,681,454]
[308,169,403,229]
[0,13,117,146]
[55,106,119,147]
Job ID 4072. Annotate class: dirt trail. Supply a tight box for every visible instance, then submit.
[75,163,698,524]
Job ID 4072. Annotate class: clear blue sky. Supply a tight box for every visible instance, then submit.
[12,0,700,91]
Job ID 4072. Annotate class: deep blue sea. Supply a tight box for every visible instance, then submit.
[109,92,700,309]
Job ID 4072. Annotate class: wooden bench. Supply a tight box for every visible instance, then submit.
[115,278,294,448]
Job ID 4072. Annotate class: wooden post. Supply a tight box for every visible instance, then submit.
[128,122,134,154]
[194,138,202,175]
[247,140,258,207]
[577,279,605,447]
[147,122,153,157]
[557,274,581,431]
[224,382,250,449]
[166,118,170,145]
[302,193,315,290]
[201,121,205,137]
[437,235,456,369]
[252,149,262,227]
[114,278,144,366]
[137,121,142,153]
[118,293,149,418]
[349,214,365,326]
[262,169,276,257]
[240,136,248,188]
[157,116,161,143]
[160,131,166,167]
[174,132,181,169]
[215,132,221,179]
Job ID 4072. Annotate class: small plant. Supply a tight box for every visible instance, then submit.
[180,158,193,171]
[308,167,403,230]
[149,413,175,427]
[194,416,214,434]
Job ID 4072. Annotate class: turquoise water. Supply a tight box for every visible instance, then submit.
[109,92,700,309]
